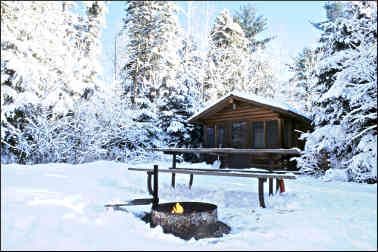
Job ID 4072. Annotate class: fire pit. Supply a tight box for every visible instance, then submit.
[146,201,230,240]
[109,165,231,240]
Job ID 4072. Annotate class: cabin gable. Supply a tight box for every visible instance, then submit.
[190,93,311,125]
[199,97,281,124]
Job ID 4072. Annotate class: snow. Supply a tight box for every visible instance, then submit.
[322,168,349,182]
[189,91,310,122]
[2,160,377,250]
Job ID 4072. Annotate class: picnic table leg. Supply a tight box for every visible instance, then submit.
[275,178,280,193]
[258,178,266,208]
[275,178,285,193]
[171,174,176,188]
[152,165,159,210]
[147,171,153,195]
[269,178,273,196]
[268,157,274,196]
[188,174,194,189]
[279,179,285,193]
[171,153,176,188]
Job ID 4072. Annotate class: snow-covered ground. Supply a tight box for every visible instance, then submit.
[1,160,377,250]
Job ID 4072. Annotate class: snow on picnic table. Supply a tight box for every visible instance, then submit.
[1,160,377,250]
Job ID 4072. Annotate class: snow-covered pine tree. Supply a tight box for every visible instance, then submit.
[232,4,275,52]
[71,80,159,163]
[205,9,249,102]
[156,85,195,149]
[311,1,344,31]
[287,47,322,113]
[152,3,202,154]
[174,35,204,154]
[205,9,277,102]
[61,1,108,164]
[75,1,107,97]
[179,36,204,108]
[156,73,201,161]
[297,1,377,183]
[165,12,208,161]
[1,1,107,164]
[1,2,78,163]
[120,1,193,152]
[245,47,277,98]
[120,1,182,103]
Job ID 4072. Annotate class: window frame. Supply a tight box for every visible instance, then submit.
[231,120,248,148]
[266,119,279,148]
[205,126,215,148]
[251,121,265,149]
[215,123,226,148]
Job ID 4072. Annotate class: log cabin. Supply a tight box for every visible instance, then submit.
[188,92,312,169]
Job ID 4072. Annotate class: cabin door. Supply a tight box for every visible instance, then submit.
[230,120,249,168]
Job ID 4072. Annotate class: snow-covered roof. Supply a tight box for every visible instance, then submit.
[188,91,311,123]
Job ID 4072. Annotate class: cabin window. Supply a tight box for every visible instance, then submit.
[292,122,299,147]
[231,120,248,148]
[283,119,293,148]
[252,121,265,148]
[216,124,226,148]
[206,126,214,147]
[266,120,279,148]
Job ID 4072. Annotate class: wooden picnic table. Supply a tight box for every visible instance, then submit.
[137,148,300,208]
[128,166,296,208]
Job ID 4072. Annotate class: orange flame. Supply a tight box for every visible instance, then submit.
[171,202,184,214]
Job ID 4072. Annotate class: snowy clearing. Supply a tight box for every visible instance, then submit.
[1,160,377,250]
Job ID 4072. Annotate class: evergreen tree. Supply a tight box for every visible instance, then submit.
[156,86,195,149]
[75,80,157,163]
[245,47,277,98]
[155,25,202,155]
[297,1,377,183]
[77,1,107,96]
[287,47,322,113]
[172,23,206,160]
[205,9,249,102]
[179,35,203,106]
[120,1,182,104]
[178,35,204,152]
[156,74,201,161]
[232,4,275,52]
[205,9,277,103]
[311,2,344,31]
[120,1,188,151]
[1,1,107,163]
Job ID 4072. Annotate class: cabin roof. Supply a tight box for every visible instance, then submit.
[188,91,311,124]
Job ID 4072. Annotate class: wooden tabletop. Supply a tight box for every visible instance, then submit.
[146,148,301,155]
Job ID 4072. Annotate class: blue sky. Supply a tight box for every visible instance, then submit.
[99,1,328,83]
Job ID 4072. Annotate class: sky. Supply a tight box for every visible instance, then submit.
[99,1,328,83]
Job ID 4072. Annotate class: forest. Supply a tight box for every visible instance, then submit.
[1,1,377,183]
